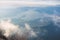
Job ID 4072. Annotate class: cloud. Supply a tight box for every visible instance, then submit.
[0,1,60,7]
[0,0,59,1]
[40,14,60,27]
[0,19,21,37]
[25,23,37,37]
[16,9,60,27]
[0,19,37,40]
[0,1,60,19]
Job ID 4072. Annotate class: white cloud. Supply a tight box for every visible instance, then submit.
[25,23,37,37]
[0,19,37,39]
[0,0,59,1]
[40,14,60,27]
[0,1,60,8]
[18,9,60,27]
[39,14,60,27]
[0,1,59,19]
[0,19,21,37]
[25,23,31,30]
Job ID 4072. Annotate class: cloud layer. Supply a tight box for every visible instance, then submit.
[0,1,60,7]
[0,19,37,40]
[0,0,60,1]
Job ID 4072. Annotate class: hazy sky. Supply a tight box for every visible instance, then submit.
[0,1,60,7]
[0,1,60,19]
[0,0,60,1]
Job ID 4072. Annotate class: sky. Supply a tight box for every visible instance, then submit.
[0,1,60,40]
[0,1,60,19]
[0,0,60,1]
[0,1,60,7]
